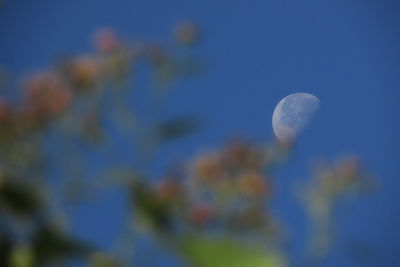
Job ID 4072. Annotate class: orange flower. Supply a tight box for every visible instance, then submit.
[155,178,182,202]
[174,21,199,46]
[23,72,73,117]
[93,28,119,53]
[237,171,268,197]
[336,157,359,181]
[70,57,100,88]
[223,140,264,170]
[193,153,224,183]
[223,140,250,166]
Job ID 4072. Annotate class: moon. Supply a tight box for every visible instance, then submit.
[272,92,320,143]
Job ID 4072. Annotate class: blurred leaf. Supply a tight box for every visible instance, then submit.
[154,116,198,143]
[32,225,94,265]
[0,178,44,216]
[179,235,286,267]
[10,246,34,267]
[90,252,121,267]
[130,180,172,232]
[0,237,12,267]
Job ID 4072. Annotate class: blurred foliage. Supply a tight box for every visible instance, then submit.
[179,235,286,267]
[298,156,374,263]
[0,21,374,267]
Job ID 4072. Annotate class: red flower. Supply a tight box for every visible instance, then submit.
[93,28,119,53]
[23,72,73,117]
[190,204,213,226]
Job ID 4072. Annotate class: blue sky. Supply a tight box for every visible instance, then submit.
[1,0,400,266]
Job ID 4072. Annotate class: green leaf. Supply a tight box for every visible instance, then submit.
[130,180,172,232]
[179,235,287,267]
[154,116,198,143]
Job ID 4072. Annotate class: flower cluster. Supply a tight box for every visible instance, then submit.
[134,140,279,241]
[0,21,201,141]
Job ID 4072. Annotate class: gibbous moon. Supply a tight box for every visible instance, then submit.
[272,93,320,143]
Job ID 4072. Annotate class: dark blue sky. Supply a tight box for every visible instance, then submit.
[1,0,400,266]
